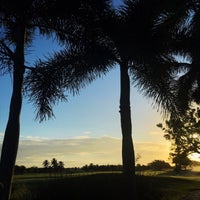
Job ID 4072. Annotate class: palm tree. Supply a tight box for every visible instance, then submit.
[58,161,65,174]
[25,0,178,177]
[153,0,200,113]
[0,1,81,199]
[42,160,50,169]
[58,161,64,169]
[51,158,58,170]
[173,1,200,112]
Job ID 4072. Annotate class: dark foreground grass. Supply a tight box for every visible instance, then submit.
[10,172,200,200]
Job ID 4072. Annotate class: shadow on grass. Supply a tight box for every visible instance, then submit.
[11,173,200,200]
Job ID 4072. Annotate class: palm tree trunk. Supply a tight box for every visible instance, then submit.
[0,24,25,200]
[119,61,135,175]
[119,61,137,199]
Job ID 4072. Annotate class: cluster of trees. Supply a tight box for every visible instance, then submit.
[42,158,64,173]
[0,0,200,199]
[157,107,200,172]
[14,158,65,175]
[81,163,123,172]
[136,160,172,171]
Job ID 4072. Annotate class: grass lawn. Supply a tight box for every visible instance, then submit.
[10,171,200,200]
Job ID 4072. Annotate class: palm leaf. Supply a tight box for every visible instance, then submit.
[25,43,116,121]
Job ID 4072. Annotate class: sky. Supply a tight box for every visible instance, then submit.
[0,66,170,168]
[0,0,172,168]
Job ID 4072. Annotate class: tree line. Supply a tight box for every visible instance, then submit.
[0,0,200,199]
[14,159,174,175]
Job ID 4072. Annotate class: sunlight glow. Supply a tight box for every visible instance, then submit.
[189,153,200,161]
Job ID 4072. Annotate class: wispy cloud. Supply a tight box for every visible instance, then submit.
[82,131,92,135]
[0,136,170,167]
[21,135,49,141]
[73,135,91,139]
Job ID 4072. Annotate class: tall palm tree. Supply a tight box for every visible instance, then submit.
[173,1,200,112]
[25,0,178,178]
[155,0,200,113]
[0,1,81,199]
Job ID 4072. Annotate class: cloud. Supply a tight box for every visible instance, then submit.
[82,131,92,135]
[0,136,170,167]
[0,132,4,141]
[13,137,121,167]
[73,135,90,139]
[21,135,49,141]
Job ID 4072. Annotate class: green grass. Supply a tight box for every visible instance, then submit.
[10,171,200,200]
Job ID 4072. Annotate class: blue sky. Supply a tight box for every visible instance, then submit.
[2,66,164,142]
[0,0,172,167]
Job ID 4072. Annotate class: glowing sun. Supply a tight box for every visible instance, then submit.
[189,153,200,161]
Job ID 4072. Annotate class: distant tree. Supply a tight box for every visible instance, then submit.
[14,165,26,175]
[135,164,149,172]
[58,161,65,174]
[85,163,96,171]
[58,161,64,169]
[81,163,122,172]
[42,160,50,171]
[157,107,200,172]
[27,166,39,173]
[135,153,141,165]
[51,158,58,171]
[45,158,65,174]
[147,160,171,171]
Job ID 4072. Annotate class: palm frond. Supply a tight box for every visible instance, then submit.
[25,44,116,121]
[0,39,14,75]
[130,56,180,116]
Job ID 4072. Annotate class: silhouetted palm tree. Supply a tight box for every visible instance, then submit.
[51,158,58,170]
[0,1,81,199]
[171,0,200,112]
[151,0,200,113]
[25,0,178,178]
[42,160,50,169]
[58,161,64,169]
